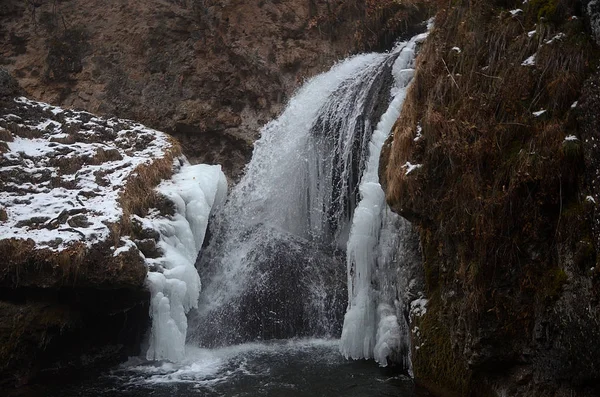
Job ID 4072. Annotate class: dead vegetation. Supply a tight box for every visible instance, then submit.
[110,137,181,249]
[307,0,436,51]
[381,0,600,392]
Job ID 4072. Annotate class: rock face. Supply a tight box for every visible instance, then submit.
[0,71,178,390]
[0,0,426,179]
[381,1,600,395]
[191,227,347,347]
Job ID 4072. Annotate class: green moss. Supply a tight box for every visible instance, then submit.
[529,0,560,23]
[541,267,567,301]
[412,295,471,395]
[422,232,440,290]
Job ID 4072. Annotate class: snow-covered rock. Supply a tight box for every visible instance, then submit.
[0,96,227,363]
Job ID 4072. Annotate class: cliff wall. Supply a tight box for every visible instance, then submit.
[381,0,600,395]
[0,0,427,179]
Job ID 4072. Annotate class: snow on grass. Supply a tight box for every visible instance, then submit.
[410,298,428,317]
[532,109,547,117]
[451,46,461,53]
[545,33,566,45]
[402,162,422,175]
[510,9,523,16]
[414,123,423,142]
[1,96,229,364]
[0,97,171,251]
[564,135,579,142]
[522,54,536,66]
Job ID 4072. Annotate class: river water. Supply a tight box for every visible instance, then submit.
[36,339,429,397]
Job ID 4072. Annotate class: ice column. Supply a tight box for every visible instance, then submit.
[145,163,228,362]
[340,32,428,365]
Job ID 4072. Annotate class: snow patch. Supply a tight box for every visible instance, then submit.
[402,162,423,175]
[545,33,566,45]
[0,97,171,250]
[532,109,547,117]
[414,123,423,142]
[521,54,536,66]
[410,298,428,317]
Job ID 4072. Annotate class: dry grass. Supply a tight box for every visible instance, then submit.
[111,136,182,246]
[384,0,596,267]
[0,132,181,289]
[381,0,599,390]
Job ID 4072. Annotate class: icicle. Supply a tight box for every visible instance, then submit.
[340,32,427,365]
[145,163,228,362]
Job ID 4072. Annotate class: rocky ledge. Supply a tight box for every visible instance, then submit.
[0,70,226,391]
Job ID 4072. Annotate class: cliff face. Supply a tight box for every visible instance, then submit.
[381,0,600,395]
[0,0,426,179]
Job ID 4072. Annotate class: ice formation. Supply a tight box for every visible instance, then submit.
[145,163,227,361]
[340,31,428,365]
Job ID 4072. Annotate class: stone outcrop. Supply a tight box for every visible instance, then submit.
[0,71,167,391]
[381,1,600,395]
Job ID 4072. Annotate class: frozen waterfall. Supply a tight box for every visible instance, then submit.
[188,28,428,368]
[340,32,429,366]
[144,163,228,361]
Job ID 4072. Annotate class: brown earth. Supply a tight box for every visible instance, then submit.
[0,0,429,180]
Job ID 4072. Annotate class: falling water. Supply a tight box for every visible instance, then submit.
[191,28,427,369]
[40,28,432,397]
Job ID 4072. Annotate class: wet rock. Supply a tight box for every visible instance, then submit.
[191,227,347,347]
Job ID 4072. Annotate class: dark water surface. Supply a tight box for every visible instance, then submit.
[38,339,429,397]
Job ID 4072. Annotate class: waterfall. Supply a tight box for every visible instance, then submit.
[190,29,428,367]
[340,32,428,367]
